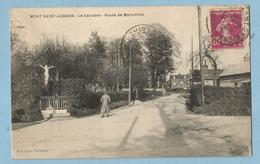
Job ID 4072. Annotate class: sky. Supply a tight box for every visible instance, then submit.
[10,6,250,74]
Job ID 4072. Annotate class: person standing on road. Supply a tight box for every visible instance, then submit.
[100,91,111,117]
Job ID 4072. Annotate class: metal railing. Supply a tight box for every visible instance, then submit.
[40,96,68,110]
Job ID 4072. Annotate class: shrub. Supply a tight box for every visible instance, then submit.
[108,92,128,102]
[138,90,152,101]
[68,90,128,117]
[189,85,251,116]
[69,90,101,107]
[12,64,44,122]
[68,89,163,117]
[59,78,85,96]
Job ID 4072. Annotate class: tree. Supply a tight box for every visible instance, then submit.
[81,31,107,85]
[11,32,28,74]
[122,39,149,89]
[88,31,106,58]
[33,36,72,80]
[144,30,179,88]
[11,32,43,121]
[189,35,221,86]
[104,39,124,91]
[202,35,219,86]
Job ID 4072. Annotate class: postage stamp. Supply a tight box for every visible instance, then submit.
[210,10,243,49]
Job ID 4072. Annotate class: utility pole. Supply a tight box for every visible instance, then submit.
[197,6,205,106]
[155,32,158,89]
[128,41,132,105]
[191,36,194,89]
[115,48,120,92]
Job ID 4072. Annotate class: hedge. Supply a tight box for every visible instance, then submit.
[12,65,44,122]
[67,89,162,117]
[67,90,129,117]
[189,84,251,116]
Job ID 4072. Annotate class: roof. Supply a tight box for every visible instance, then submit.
[171,78,189,89]
[203,69,223,80]
[191,69,223,81]
[219,62,250,77]
[171,74,187,79]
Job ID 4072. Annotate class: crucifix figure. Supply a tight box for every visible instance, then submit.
[39,64,54,85]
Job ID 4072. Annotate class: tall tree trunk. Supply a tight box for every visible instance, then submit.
[206,55,218,86]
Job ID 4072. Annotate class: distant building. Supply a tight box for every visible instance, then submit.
[203,69,224,86]
[217,54,250,87]
[191,60,223,86]
[169,73,190,90]
[218,61,250,87]
[189,54,250,87]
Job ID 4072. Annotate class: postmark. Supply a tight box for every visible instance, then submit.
[210,9,243,49]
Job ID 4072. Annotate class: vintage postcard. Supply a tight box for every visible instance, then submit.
[11,5,251,159]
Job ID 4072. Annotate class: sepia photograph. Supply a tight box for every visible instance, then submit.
[10,5,251,159]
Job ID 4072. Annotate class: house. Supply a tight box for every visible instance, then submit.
[218,61,250,87]
[189,54,250,87]
[191,60,223,86]
[169,73,190,90]
[204,69,224,86]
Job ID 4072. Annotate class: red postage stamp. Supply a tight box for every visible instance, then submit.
[210,10,243,49]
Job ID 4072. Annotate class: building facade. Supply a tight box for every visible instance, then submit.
[218,62,250,87]
[169,73,190,90]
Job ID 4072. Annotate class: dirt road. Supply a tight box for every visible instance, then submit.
[12,94,251,159]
